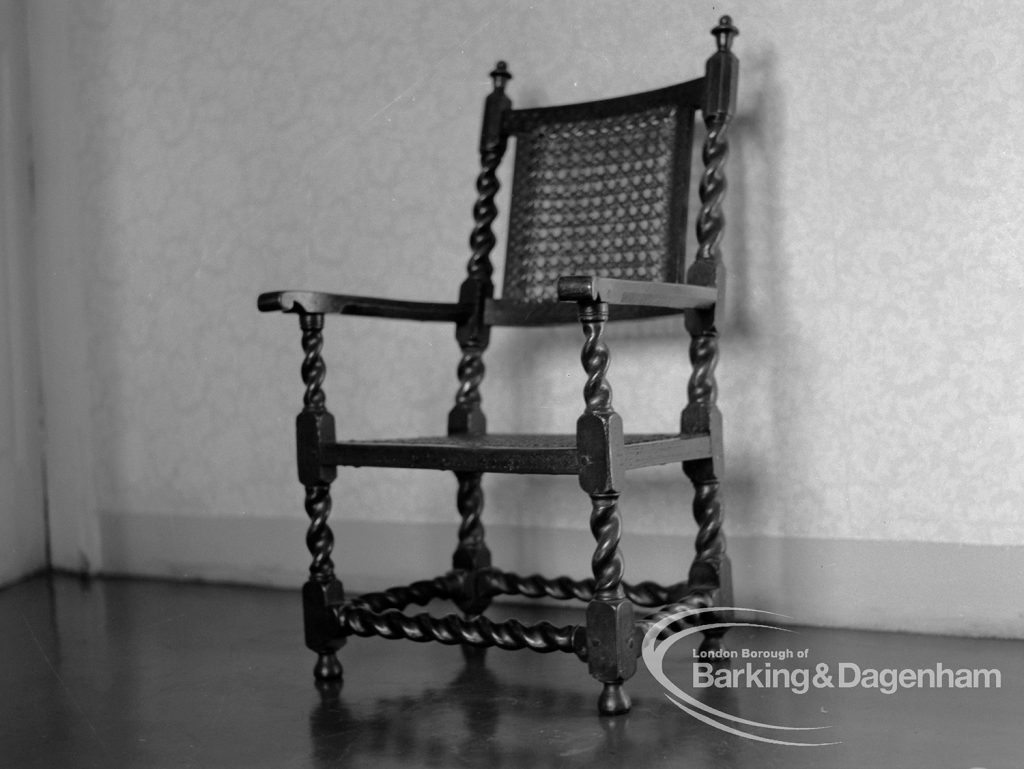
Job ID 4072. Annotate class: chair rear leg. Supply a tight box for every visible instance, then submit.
[683,457,730,657]
[453,470,492,660]
[452,471,492,607]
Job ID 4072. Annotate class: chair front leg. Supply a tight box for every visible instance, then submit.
[575,301,636,716]
[296,313,346,681]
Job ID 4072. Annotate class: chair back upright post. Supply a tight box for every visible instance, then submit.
[681,16,738,615]
[448,63,512,602]
[449,62,512,439]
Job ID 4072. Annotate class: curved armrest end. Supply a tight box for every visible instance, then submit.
[556,276,599,303]
[258,290,466,322]
[258,291,303,313]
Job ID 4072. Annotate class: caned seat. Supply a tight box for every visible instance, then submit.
[258,16,740,716]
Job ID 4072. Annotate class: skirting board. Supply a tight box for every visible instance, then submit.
[97,511,1024,639]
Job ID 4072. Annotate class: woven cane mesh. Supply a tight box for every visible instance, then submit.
[503,102,689,303]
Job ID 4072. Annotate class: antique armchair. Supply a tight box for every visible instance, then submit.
[258,16,739,716]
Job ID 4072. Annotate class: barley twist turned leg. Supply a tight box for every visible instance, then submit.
[575,302,635,715]
[297,313,345,681]
[680,85,734,655]
[453,470,493,659]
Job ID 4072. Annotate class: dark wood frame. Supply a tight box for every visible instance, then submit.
[258,16,739,716]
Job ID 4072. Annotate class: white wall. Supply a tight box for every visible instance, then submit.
[0,0,46,586]
[26,1,1024,635]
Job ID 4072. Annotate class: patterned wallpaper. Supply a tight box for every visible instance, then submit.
[53,0,1024,547]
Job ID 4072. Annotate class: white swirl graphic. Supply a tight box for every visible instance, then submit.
[642,606,839,746]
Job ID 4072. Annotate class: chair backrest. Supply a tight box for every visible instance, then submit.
[501,82,701,304]
[456,17,737,333]
[448,18,736,433]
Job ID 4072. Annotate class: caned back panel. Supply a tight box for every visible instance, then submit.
[501,82,700,304]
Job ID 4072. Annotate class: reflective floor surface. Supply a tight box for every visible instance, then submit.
[1,575,1020,768]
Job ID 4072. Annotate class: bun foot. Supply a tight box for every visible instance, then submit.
[597,680,631,716]
[313,652,342,681]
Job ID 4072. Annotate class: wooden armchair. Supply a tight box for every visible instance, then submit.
[258,16,739,716]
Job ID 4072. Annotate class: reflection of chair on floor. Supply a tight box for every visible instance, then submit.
[309,662,741,768]
[259,16,739,715]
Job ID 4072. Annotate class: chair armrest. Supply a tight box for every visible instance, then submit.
[257,290,469,322]
[556,276,717,310]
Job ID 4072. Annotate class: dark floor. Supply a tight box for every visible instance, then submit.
[1,575,1021,768]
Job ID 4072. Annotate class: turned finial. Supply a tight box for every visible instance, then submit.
[712,15,738,52]
[490,61,512,90]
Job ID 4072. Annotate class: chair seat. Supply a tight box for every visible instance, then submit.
[324,432,712,475]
